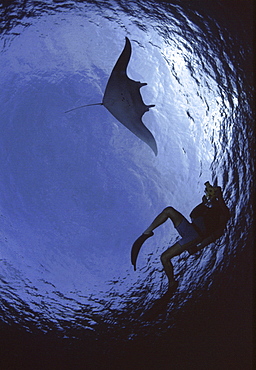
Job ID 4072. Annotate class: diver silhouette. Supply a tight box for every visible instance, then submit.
[131,182,230,295]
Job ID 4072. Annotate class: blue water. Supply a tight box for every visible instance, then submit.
[0,0,254,368]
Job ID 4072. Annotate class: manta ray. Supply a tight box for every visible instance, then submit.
[66,37,157,155]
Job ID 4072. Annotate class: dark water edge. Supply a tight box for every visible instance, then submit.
[0,0,254,369]
[0,244,253,369]
[0,227,254,367]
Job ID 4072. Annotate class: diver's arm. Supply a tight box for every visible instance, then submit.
[196,236,214,251]
[187,234,215,255]
[196,228,224,252]
[215,187,230,219]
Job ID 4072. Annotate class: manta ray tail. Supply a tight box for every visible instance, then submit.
[65,102,103,113]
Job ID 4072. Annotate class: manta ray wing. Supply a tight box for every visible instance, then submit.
[103,37,157,155]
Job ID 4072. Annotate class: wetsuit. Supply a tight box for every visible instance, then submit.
[190,198,229,238]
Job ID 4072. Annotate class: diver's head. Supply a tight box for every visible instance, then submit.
[204,181,217,200]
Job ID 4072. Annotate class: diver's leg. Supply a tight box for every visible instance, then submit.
[144,207,184,234]
[160,242,183,288]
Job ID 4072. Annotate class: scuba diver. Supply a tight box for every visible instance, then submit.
[131,182,230,294]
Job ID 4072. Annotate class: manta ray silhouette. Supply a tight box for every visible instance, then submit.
[66,37,157,155]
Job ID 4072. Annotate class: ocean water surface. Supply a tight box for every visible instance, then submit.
[0,0,254,368]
